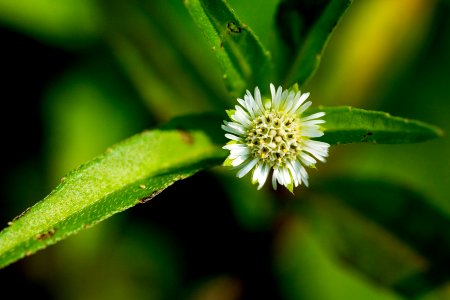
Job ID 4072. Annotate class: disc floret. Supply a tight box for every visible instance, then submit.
[246,111,301,167]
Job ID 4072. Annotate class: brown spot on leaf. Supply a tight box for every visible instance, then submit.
[139,190,163,204]
[35,228,56,241]
[11,206,33,224]
[178,129,194,144]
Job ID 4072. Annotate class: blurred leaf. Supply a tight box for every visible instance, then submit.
[185,0,271,97]
[217,171,275,231]
[310,177,450,297]
[55,221,182,300]
[276,0,352,86]
[306,0,436,107]
[0,0,101,48]
[275,217,401,300]
[314,106,443,145]
[188,276,242,300]
[0,114,227,269]
[139,0,229,106]
[104,0,221,121]
[43,55,150,181]
[30,220,180,300]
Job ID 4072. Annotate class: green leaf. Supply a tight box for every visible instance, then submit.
[185,0,271,97]
[217,172,275,231]
[0,0,101,48]
[104,0,225,121]
[309,177,450,297]
[276,0,352,86]
[0,114,227,269]
[313,106,443,144]
[275,215,401,300]
[43,55,150,180]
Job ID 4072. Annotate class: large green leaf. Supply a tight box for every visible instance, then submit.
[309,177,450,297]
[276,0,352,86]
[0,114,227,269]
[185,0,271,97]
[315,106,443,145]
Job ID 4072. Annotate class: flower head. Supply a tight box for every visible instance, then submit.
[222,83,330,192]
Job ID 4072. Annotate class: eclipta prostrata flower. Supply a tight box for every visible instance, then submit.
[222,83,330,192]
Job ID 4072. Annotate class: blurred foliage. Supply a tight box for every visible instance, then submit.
[0,0,102,49]
[0,0,449,299]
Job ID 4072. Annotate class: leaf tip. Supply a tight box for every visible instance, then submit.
[435,127,445,138]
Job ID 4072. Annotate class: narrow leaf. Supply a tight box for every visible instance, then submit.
[311,177,450,297]
[313,106,443,144]
[185,0,271,97]
[104,0,222,120]
[277,0,352,86]
[0,114,227,269]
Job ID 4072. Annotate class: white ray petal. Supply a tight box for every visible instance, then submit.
[301,112,325,121]
[273,86,283,110]
[231,155,248,167]
[278,89,289,110]
[226,121,246,133]
[225,134,242,141]
[299,165,309,187]
[302,119,326,126]
[237,158,259,178]
[299,152,316,166]
[287,161,299,186]
[243,94,256,118]
[276,168,285,186]
[257,164,270,189]
[223,143,247,150]
[301,128,324,138]
[270,83,276,102]
[252,163,263,183]
[221,124,243,136]
[282,167,291,187]
[289,92,310,114]
[283,90,296,112]
[292,160,303,185]
[272,168,278,190]
[233,105,251,126]
[237,98,249,111]
[296,101,312,115]
[254,86,264,114]
[230,147,250,156]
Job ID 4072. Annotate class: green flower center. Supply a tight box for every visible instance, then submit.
[245,110,301,166]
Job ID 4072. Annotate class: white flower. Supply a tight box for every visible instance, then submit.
[222,83,330,192]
